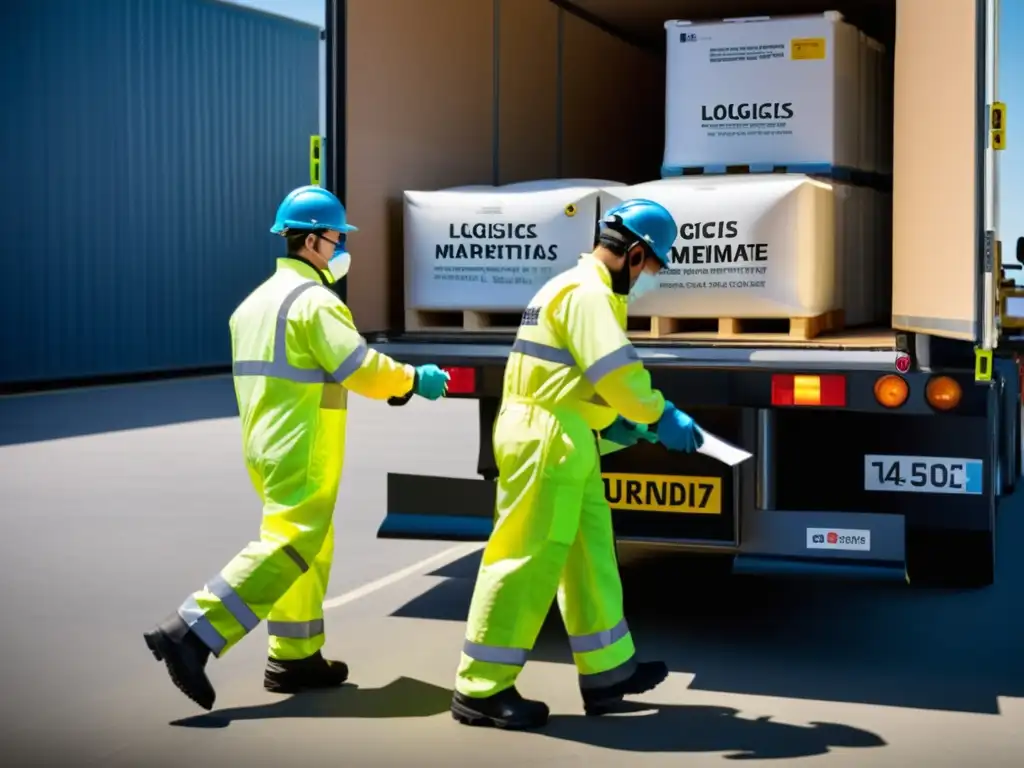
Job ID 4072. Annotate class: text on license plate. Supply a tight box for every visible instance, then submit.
[602,473,722,514]
[863,454,983,495]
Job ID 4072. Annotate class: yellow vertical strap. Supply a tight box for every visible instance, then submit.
[309,135,322,186]
[991,102,1006,150]
[975,348,993,381]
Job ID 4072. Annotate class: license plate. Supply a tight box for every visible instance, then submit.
[602,472,722,514]
[863,454,983,495]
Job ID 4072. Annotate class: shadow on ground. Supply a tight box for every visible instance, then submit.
[0,376,238,445]
[391,490,1024,715]
[542,701,885,760]
[170,676,453,728]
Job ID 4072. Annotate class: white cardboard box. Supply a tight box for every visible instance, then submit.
[403,180,622,311]
[602,175,839,319]
[663,13,866,174]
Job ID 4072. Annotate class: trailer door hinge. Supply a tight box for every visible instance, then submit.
[991,102,1007,150]
[975,348,994,382]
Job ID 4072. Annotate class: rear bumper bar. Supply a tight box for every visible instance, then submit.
[378,472,907,577]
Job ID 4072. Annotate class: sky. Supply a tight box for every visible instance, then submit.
[225,0,1023,264]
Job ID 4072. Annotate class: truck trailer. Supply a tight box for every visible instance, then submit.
[323,0,1020,588]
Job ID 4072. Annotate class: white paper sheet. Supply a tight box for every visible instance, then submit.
[697,428,754,467]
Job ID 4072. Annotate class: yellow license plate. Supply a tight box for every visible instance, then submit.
[602,473,722,515]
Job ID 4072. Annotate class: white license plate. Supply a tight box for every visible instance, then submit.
[863,454,983,495]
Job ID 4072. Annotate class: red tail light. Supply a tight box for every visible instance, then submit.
[771,374,846,407]
[443,366,477,395]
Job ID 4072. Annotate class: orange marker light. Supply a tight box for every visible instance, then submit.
[926,376,962,412]
[874,375,909,408]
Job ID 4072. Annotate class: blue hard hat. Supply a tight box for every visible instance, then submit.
[601,198,678,265]
[270,185,357,235]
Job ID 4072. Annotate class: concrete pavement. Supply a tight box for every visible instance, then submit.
[1,377,1023,765]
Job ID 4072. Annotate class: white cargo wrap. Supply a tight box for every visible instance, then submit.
[601,175,838,319]
[662,13,881,175]
[404,181,622,311]
[500,179,623,192]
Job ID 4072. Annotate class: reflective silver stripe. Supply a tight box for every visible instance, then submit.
[232,360,328,383]
[267,618,325,639]
[329,340,368,383]
[233,281,331,384]
[511,338,576,367]
[583,344,641,385]
[177,596,228,656]
[568,618,630,654]
[463,639,529,667]
[282,544,309,573]
[578,656,638,690]
[208,574,260,633]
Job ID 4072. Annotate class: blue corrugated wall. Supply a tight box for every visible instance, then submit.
[0,0,320,384]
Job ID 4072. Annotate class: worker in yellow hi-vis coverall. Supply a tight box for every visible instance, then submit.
[144,185,451,711]
[450,199,705,730]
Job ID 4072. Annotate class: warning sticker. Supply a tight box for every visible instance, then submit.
[602,473,722,515]
[791,37,826,60]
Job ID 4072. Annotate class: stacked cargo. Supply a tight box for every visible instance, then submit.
[400,12,892,342]
[620,12,893,339]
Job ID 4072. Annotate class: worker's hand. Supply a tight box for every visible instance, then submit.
[655,402,704,453]
[412,364,450,400]
[601,416,657,448]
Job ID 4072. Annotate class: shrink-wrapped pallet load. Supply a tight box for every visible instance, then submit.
[661,12,868,177]
[601,175,840,335]
[403,180,623,327]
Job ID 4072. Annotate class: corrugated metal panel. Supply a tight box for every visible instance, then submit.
[0,0,320,384]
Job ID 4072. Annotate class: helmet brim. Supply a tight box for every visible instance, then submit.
[270,221,359,234]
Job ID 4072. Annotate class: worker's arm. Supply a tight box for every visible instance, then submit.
[560,287,666,424]
[306,299,415,399]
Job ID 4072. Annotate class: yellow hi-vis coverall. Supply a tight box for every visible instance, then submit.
[455,253,667,698]
[177,257,415,662]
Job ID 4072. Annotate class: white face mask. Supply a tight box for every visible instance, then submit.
[328,250,351,280]
[628,271,660,303]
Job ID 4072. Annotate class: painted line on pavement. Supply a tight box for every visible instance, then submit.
[322,542,483,610]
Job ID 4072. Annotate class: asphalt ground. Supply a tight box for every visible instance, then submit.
[1,376,1023,766]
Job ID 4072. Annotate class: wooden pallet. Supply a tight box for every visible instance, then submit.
[627,309,845,341]
[405,309,522,333]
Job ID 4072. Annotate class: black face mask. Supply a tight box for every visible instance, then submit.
[609,247,645,296]
[609,260,632,296]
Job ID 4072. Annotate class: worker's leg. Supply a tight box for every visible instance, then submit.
[146,399,347,710]
[262,520,349,693]
[557,464,635,685]
[454,405,588,708]
[180,398,346,659]
[176,484,336,659]
[266,520,335,661]
[557,460,668,713]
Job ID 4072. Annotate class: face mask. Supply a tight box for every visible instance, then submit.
[628,271,660,303]
[328,250,351,280]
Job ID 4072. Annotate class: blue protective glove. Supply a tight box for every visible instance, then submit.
[601,416,658,448]
[655,402,704,453]
[412,364,450,400]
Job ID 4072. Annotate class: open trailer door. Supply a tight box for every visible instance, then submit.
[891,0,998,346]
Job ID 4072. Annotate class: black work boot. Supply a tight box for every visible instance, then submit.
[264,650,349,694]
[143,614,216,711]
[451,687,550,730]
[581,660,669,716]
